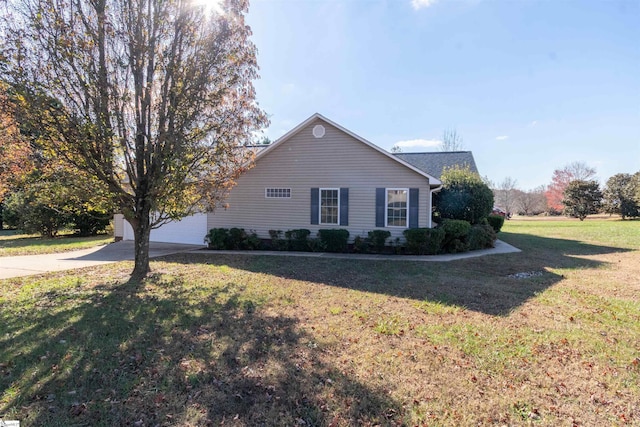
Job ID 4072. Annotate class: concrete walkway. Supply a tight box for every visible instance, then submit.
[0,241,205,279]
[0,239,520,280]
[188,239,521,262]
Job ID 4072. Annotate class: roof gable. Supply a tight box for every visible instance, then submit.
[256,113,442,186]
[394,151,479,180]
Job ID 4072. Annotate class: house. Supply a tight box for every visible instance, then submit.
[116,113,478,245]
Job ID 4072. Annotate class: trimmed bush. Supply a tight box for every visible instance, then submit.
[308,238,326,252]
[228,227,248,249]
[268,229,287,250]
[367,230,391,253]
[403,227,445,255]
[205,228,229,249]
[434,166,494,224]
[318,229,350,253]
[352,235,368,253]
[205,227,261,250]
[441,219,471,239]
[285,229,311,251]
[242,230,262,250]
[468,224,496,250]
[487,214,505,233]
[441,219,471,253]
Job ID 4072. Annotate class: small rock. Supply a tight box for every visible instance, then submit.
[507,271,544,279]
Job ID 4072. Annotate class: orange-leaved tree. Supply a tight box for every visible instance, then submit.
[545,162,596,213]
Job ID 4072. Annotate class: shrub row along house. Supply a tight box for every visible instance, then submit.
[114,114,479,246]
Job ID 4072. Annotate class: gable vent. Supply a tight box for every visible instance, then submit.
[312,125,325,138]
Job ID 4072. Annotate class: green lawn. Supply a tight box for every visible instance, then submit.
[0,218,638,426]
[0,231,112,257]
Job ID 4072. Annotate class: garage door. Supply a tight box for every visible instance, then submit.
[122,213,208,245]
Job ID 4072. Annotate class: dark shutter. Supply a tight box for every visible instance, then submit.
[339,188,349,226]
[409,188,419,228]
[310,188,319,225]
[375,188,385,227]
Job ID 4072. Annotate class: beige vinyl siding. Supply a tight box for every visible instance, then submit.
[208,118,432,241]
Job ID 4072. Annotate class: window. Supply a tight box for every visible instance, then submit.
[265,188,291,198]
[311,188,348,226]
[320,188,339,225]
[386,189,408,227]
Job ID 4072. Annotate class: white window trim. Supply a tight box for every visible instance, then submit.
[385,188,409,228]
[319,187,340,225]
[265,188,291,199]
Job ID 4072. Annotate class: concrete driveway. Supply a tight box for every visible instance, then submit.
[0,241,205,279]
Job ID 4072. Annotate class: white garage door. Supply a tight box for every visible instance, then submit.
[122,213,208,245]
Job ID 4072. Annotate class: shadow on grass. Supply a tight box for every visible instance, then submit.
[175,232,632,317]
[0,276,401,426]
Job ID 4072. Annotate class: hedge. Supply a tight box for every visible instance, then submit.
[317,229,350,253]
[403,228,445,255]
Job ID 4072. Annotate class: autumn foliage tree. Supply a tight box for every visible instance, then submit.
[0,88,34,201]
[1,0,267,279]
[546,162,597,213]
[1,86,114,236]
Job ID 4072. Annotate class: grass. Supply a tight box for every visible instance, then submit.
[0,231,112,257]
[0,217,639,425]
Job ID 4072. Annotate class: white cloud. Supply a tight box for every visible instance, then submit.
[529,120,538,127]
[411,0,438,10]
[394,138,442,149]
[495,135,509,140]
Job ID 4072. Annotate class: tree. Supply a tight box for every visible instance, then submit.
[494,176,518,215]
[0,86,35,231]
[602,173,640,219]
[1,0,267,280]
[565,162,598,181]
[515,186,547,216]
[545,161,597,212]
[0,87,35,200]
[562,180,602,221]
[1,85,114,236]
[257,136,272,145]
[632,172,640,206]
[434,165,494,224]
[440,128,464,152]
[390,145,403,153]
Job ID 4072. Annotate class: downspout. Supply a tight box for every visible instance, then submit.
[428,185,443,228]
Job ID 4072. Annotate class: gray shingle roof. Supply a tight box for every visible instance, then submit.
[394,151,479,180]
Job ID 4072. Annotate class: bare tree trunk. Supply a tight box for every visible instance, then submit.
[130,202,152,281]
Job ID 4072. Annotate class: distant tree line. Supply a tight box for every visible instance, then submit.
[491,162,640,221]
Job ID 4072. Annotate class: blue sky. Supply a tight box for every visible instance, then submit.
[246,0,639,190]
